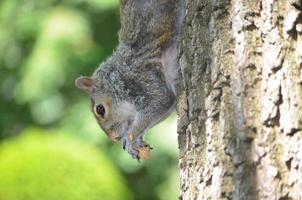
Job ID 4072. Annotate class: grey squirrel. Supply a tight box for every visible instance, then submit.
[75,0,184,160]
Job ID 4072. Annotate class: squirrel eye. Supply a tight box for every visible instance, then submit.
[96,104,105,117]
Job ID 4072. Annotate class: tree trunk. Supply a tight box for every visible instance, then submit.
[178,0,302,199]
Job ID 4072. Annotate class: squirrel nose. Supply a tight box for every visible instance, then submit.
[108,130,121,142]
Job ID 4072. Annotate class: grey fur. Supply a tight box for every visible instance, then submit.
[76,0,185,160]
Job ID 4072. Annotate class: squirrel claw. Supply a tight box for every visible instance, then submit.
[122,140,126,150]
[143,143,153,150]
[144,144,153,149]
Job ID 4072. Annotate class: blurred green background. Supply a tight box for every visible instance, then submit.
[0,0,179,200]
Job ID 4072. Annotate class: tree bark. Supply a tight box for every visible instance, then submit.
[178,0,302,199]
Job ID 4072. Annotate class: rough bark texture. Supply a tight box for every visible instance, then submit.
[178,0,302,199]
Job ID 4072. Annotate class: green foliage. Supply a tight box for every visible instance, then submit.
[0,0,120,137]
[0,130,132,200]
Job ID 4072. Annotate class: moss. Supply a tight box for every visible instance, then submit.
[0,130,132,200]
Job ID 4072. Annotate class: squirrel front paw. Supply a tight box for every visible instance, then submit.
[121,135,152,161]
[121,137,140,160]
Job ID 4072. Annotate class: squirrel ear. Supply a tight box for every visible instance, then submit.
[75,76,95,93]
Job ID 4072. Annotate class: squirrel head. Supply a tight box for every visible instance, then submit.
[75,76,136,142]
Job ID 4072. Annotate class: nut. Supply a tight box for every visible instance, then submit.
[138,146,152,160]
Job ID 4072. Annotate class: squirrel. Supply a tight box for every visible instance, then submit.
[75,0,184,160]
